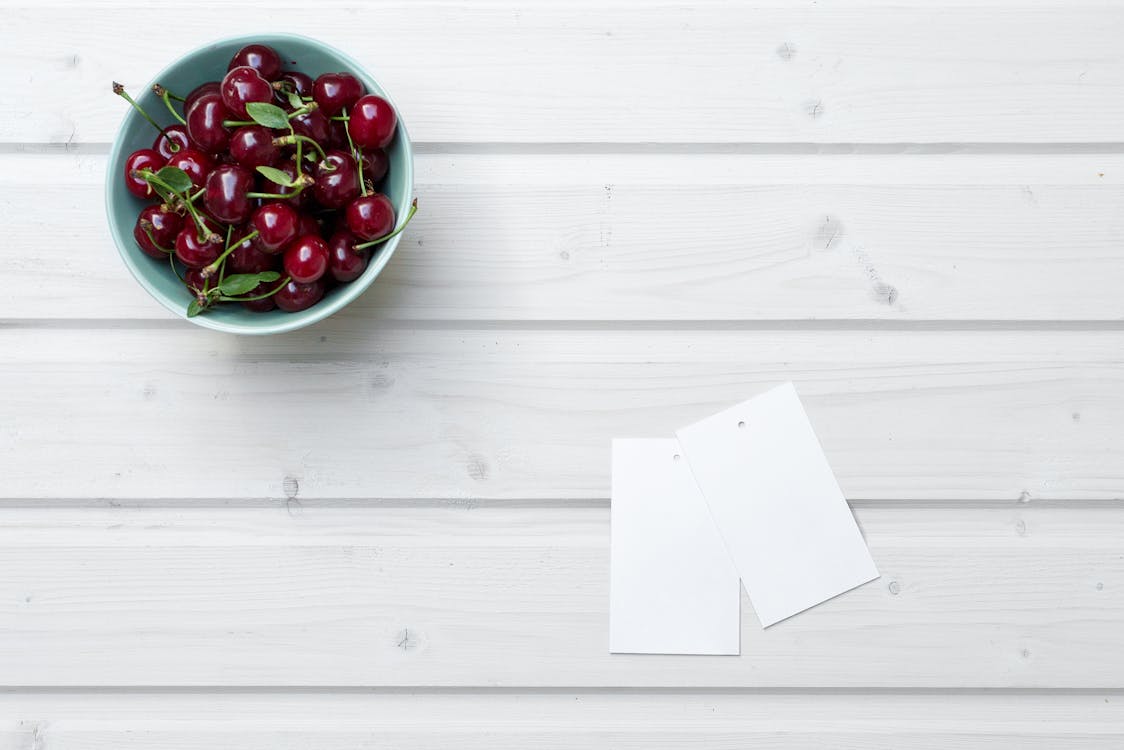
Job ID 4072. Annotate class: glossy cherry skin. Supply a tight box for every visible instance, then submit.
[133,204,183,259]
[251,202,299,253]
[345,193,395,240]
[153,124,191,160]
[229,125,281,169]
[228,230,277,273]
[186,93,231,154]
[124,148,165,200]
[274,278,325,312]
[291,107,330,143]
[258,161,310,208]
[360,149,389,183]
[313,150,360,209]
[347,95,397,149]
[275,71,313,103]
[221,66,273,120]
[312,72,364,116]
[184,81,221,112]
[204,164,255,224]
[174,220,224,269]
[327,229,369,282]
[282,234,330,283]
[228,44,282,81]
[165,148,214,190]
[241,281,278,312]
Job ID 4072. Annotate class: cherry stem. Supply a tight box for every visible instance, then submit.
[221,276,292,302]
[288,101,318,119]
[201,229,260,278]
[223,119,256,127]
[340,109,366,197]
[169,251,187,283]
[159,89,186,125]
[189,187,205,203]
[353,198,419,250]
[141,224,174,254]
[274,134,325,160]
[113,81,171,139]
[248,191,294,200]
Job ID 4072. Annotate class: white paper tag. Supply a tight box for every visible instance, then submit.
[676,383,878,627]
[609,439,741,655]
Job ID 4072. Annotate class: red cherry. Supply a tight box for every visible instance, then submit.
[228,231,277,273]
[360,149,389,183]
[204,164,254,224]
[221,66,273,120]
[347,95,397,149]
[241,282,278,312]
[312,72,364,116]
[327,229,369,283]
[184,81,221,112]
[229,125,281,169]
[274,278,325,312]
[275,71,313,103]
[124,148,165,200]
[251,202,299,253]
[174,220,224,269]
[257,161,310,208]
[153,125,191,160]
[313,149,360,208]
[345,193,395,241]
[291,107,330,143]
[184,267,207,294]
[133,204,183,259]
[326,119,349,149]
[228,44,282,81]
[186,93,231,154]
[165,148,214,190]
[283,234,330,283]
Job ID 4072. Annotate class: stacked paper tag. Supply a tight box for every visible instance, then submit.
[609,382,879,655]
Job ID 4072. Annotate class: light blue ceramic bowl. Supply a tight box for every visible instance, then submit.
[105,33,413,334]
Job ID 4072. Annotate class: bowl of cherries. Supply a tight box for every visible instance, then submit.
[106,34,415,334]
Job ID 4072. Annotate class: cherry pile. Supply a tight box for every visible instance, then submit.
[117,43,415,316]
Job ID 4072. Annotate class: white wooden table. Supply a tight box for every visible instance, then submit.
[2,2,1123,746]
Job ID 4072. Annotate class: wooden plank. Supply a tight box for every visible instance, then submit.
[3,3,1124,144]
[1,692,1123,748]
[0,505,1121,687]
[6,152,1124,321]
[0,326,1120,501]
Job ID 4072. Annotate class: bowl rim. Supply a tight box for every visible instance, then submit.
[105,32,414,335]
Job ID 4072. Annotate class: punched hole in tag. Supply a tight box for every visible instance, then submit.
[737,420,746,429]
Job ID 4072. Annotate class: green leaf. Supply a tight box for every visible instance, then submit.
[245,101,290,129]
[287,90,305,110]
[255,165,296,187]
[186,298,204,317]
[218,272,277,297]
[149,180,175,204]
[155,165,192,194]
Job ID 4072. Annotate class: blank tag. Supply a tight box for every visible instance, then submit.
[676,383,878,627]
[610,439,741,655]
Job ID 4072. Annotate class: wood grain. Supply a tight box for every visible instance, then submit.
[3,3,1123,144]
[2,692,1123,748]
[0,327,1120,501]
[1,505,1121,687]
[6,152,1124,321]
